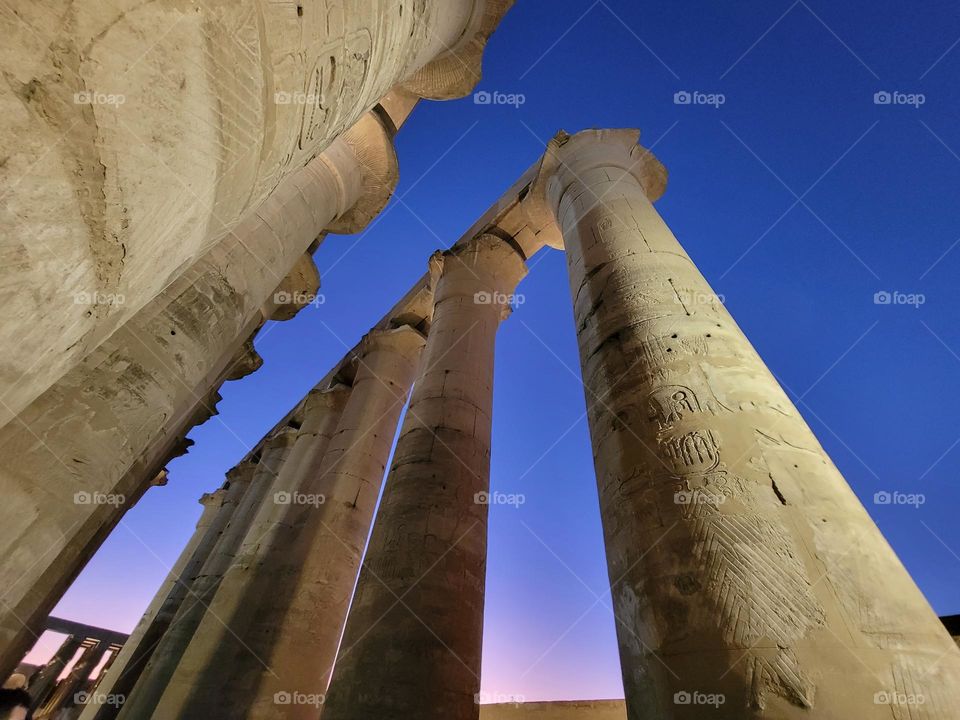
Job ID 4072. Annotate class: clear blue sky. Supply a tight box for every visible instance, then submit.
[42,0,960,702]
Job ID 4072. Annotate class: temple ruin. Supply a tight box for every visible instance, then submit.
[1,2,958,719]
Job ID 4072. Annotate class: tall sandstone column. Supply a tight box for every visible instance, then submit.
[0,106,391,679]
[0,0,514,420]
[530,129,960,718]
[114,443,293,720]
[154,325,427,719]
[78,487,239,720]
[323,234,527,720]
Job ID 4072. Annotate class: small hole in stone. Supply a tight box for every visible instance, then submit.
[671,334,677,339]
[170,330,176,336]
[666,348,672,352]
[296,4,303,16]
[706,333,712,338]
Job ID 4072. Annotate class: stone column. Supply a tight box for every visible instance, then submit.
[155,325,428,719]
[0,0,515,422]
[36,641,106,718]
[530,128,960,718]
[0,105,392,679]
[28,635,82,709]
[76,487,237,720]
[323,234,527,720]
[114,438,295,720]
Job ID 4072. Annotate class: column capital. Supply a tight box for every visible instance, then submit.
[523,128,668,247]
[265,253,322,322]
[402,0,516,100]
[265,426,301,450]
[323,111,400,235]
[199,488,226,509]
[439,232,527,318]
[359,325,428,361]
[304,383,351,412]
[225,460,259,484]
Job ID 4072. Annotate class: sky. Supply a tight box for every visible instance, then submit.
[30,0,960,703]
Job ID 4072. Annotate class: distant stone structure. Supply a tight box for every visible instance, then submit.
[2,4,959,719]
[480,701,627,719]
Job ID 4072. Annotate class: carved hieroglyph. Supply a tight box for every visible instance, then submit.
[529,128,960,718]
[0,0,513,425]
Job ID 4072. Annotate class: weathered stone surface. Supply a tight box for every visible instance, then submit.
[114,441,293,720]
[76,489,236,720]
[323,234,527,720]
[533,128,960,719]
[0,107,391,677]
[0,0,514,425]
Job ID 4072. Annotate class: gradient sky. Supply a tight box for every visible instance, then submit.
[30,0,960,702]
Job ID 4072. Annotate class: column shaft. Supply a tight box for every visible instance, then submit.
[36,641,106,718]
[115,440,294,720]
[155,328,425,719]
[28,635,82,709]
[323,235,526,720]
[540,129,960,718]
[0,112,370,677]
[0,0,513,423]
[76,488,235,720]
